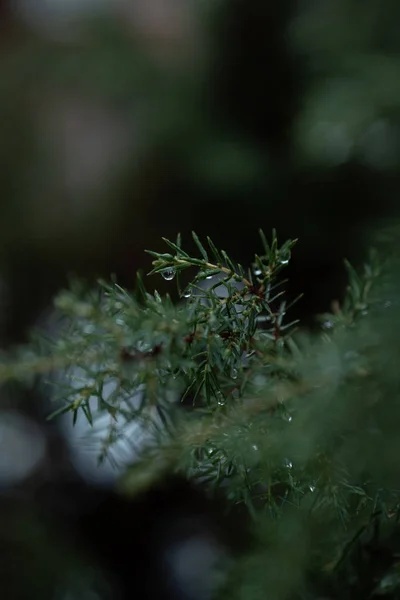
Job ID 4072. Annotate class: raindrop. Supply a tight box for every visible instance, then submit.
[161,268,176,281]
[216,391,225,406]
[253,265,262,277]
[284,458,293,469]
[309,485,316,493]
[252,444,258,452]
[280,250,291,265]
[283,414,292,423]
[231,368,238,380]
[322,320,333,330]
[206,275,213,280]
[182,289,191,299]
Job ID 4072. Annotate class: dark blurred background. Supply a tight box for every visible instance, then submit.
[1,0,400,348]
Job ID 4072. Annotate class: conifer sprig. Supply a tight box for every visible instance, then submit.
[1,230,395,526]
[3,228,400,598]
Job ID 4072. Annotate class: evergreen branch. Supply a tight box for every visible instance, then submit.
[3,230,396,544]
[146,230,297,289]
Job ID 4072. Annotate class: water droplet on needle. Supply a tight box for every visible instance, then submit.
[161,268,176,281]
[280,250,291,265]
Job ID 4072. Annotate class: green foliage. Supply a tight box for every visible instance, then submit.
[6,229,400,599]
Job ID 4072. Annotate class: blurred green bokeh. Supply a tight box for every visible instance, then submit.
[1,0,400,338]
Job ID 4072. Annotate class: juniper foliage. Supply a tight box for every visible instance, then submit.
[3,228,400,600]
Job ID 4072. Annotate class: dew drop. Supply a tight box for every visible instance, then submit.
[280,250,291,265]
[284,458,293,469]
[283,414,292,423]
[206,275,213,280]
[253,264,262,276]
[182,289,191,299]
[161,268,176,281]
[252,444,258,452]
[231,368,238,380]
[322,320,333,330]
[216,391,225,406]
[309,485,316,493]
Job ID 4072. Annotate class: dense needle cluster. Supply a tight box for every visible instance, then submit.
[3,229,400,599]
